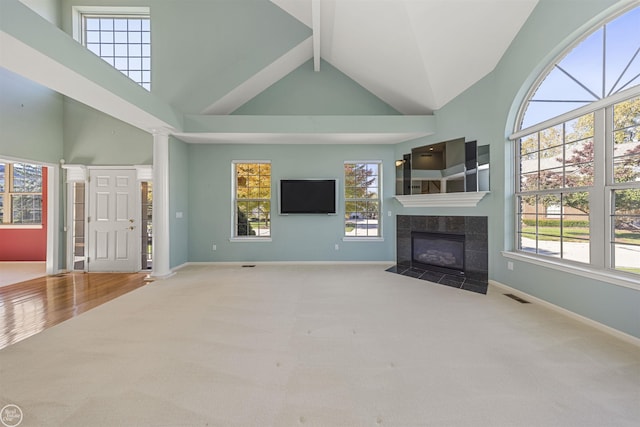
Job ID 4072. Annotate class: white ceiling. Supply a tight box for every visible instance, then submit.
[267,0,539,115]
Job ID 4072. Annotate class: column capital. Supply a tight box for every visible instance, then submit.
[149,127,173,137]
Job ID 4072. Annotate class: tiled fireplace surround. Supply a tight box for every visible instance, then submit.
[391,215,489,294]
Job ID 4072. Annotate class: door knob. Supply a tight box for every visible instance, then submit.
[129,219,135,223]
[129,226,136,230]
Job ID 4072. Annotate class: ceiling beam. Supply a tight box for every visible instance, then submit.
[312,0,321,71]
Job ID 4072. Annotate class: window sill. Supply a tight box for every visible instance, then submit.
[229,237,272,243]
[342,237,384,242]
[0,224,43,230]
[501,251,640,291]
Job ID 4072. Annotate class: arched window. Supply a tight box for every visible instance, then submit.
[513,5,640,279]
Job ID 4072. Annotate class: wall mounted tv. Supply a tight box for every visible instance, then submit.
[279,179,337,214]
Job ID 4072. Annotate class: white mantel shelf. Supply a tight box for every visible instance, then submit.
[394,191,490,208]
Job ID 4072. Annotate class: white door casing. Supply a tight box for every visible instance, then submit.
[88,169,139,272]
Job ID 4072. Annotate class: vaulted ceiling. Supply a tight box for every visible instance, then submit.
[2,0,540,145]
[206,0,539,116]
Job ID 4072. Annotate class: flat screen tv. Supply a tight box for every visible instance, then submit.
[279,179,337,214]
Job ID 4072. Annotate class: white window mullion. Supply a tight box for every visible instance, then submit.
[590,108,607,269]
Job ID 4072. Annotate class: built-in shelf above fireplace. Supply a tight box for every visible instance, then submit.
[394,191,489,208]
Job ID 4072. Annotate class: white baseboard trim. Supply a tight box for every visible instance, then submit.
[489,279,640,348]
[179,260,396,267]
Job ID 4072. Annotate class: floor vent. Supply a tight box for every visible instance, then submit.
[242,265,256,268]
[504,293,530,304]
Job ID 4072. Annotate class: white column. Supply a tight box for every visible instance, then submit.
[46,165,60,275]
[151,130,173,278]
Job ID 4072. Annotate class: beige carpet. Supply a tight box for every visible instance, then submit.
[0,262,46,287]
[0,264,638,426]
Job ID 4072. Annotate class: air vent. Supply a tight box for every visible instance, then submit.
[504,293,530,304]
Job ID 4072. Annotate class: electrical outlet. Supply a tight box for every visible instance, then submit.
[212,244,217,251]
[507,261,514,271]
[334,244,339,250]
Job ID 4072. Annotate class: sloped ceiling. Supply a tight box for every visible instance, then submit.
[2,0,539,145]
[266,0,539,115]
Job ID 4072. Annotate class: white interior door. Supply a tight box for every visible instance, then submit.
[88,169,139,272]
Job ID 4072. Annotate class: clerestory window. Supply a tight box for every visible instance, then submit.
[74,7,151,90]
[513,6,640,279]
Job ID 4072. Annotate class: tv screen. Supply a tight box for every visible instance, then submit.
[280,179,337,214]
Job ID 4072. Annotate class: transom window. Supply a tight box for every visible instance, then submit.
[520,6,640,129]
[344,162,382,238]
[0,162,43,225]
[232,162,271,238]
[514,6,640,279]
[77,8,151,90]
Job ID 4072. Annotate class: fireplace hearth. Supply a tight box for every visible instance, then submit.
[390,215,488,294]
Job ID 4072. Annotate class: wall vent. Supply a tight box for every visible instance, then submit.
[504,293,530,304]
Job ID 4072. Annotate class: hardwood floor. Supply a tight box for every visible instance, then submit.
[0,272,150,350]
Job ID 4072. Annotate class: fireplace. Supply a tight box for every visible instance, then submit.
[412,232,465,275]
[392,215,488,294]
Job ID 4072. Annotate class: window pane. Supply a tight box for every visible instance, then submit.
[561,193,590,263]
[539,125,563,150]
[520,151,538,174]
[114,19,128,31]
[236,202,254,237]
[565,162,594,187]
[520,134,538,155]
[612,215,640,274]
[100,31,113,43]
[12,163,42,192]
[539,168,563,189]
[85,18,100,31]
[565,114,594,141]
[520,171,539,191]
[252,202,271,237]
[611,190,639,274]
[12,195,42,224]
[0,163,4,192]
[114,32,128,43]
[86,31,100,43]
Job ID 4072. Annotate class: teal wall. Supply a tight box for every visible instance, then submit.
[394,0,640,339]
[150,0,310,113]
[187,144,395,263]
[169,137,189,268]
[63,98,152,165]
[235,59,400,115]
[20,0,60,26]
[0,68,63,164]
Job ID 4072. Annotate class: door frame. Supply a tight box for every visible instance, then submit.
[63,165,152,273]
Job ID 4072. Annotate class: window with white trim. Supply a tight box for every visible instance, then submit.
[0,162,43,225]
[344,162,382,238]
[232,162,271,238]
[515,6,640,278]
[76,7,151,90]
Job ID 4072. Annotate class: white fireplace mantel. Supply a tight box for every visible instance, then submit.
[394,191,490,208]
